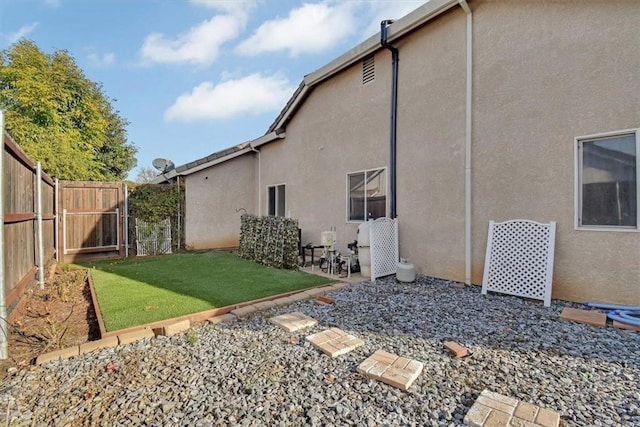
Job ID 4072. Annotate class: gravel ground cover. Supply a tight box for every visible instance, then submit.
[1,277,639,426]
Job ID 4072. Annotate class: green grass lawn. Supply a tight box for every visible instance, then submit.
[80,251,332,332]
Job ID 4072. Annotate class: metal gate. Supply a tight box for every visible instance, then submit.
[135,217,172,256]
[58,181,125,262]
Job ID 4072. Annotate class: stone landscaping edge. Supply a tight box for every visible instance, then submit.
[35,281,352,366]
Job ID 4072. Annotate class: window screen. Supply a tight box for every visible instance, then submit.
[347,168,386,221]
[579,133,637,227]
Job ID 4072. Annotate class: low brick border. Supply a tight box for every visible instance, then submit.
[34,280,354,366]
[86,270,108,338]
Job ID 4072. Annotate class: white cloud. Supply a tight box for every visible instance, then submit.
[363,1,428,38]
[140,13,245,66]
[236,2,358,57]
[164,73,295,121]
[88,52,116,67]
[7,22,38,44]
[189,0,256,15]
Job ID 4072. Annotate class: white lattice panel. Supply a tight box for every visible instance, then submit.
[482,219,556,307]
[370,218,399,281]
[136,217,172,256]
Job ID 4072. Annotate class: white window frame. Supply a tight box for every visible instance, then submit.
[575,128,639,232]
[346,167,388,223]
[267,183,286,217]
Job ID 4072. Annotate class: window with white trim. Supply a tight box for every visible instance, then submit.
[577,130,638,228]
[267,184,286,217]
[347,168,387,221]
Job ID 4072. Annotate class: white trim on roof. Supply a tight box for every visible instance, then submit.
[150,131,285,183]
[251,130,286,148]
[270,0,460,132]
[150,147,252,183]
[152,0,463,183]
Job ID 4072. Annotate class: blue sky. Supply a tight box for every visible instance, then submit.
[1,0,427,179]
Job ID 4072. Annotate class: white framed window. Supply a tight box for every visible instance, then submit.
[576,129,639,230]
[267,184,286,217]
[346,167,387,222]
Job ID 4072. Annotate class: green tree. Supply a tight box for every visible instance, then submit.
[0,40,137,180]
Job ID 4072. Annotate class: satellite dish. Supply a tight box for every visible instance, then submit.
[152,158,175,173]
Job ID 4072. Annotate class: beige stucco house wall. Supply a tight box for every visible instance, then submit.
[470,0,640,303]
[258,48,392,253]
[184,153,255,249]
[168,0,639,304]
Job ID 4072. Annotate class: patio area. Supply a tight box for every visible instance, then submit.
[1,276,638,426]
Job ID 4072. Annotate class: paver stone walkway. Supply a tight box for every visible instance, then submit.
[464,389,560,427]
[305,327,364,357]
[268,312,317,332]
[357,350,423,391]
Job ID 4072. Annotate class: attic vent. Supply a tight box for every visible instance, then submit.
[362,56,375,84]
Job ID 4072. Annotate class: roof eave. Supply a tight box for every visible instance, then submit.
[266,0,461,133]
[251,130,286,148]
[150,147,253,183]
[150,131,285,183]
[307,0,459,86]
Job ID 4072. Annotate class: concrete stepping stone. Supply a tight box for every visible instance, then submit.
[464,389,560,427]
[269,312,317,332]
[305,327,364,357]
[357,350,423,391]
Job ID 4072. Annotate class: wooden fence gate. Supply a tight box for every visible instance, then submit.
[58,181,125,262]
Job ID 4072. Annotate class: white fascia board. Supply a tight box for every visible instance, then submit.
[176,147,253,177]
[150,170,177,184]
[270,84,310,132]
[150,147,253,183]
[306,0,459,87]
[250,131,286,148]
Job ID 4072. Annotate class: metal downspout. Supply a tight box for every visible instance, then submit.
[381,20,398,219]
[459,0,473,285]
[0,111,7,359]
[251,147,261,216]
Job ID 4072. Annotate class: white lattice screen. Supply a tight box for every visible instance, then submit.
[481,219,556,306]
[135,217,172,256]
[370,218,399,281]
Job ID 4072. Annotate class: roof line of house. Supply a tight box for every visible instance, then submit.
[150,131,285,183]
[266,0,461,134]
[152,0,462,184]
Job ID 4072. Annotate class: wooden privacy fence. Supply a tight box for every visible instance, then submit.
[58,181,126,263]
[3,131,55,314]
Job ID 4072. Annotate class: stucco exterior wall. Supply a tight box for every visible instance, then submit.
[395,8,467,282]
[184,154,255,249]
[182,0,638,304]
[259,49,392,253]
[471,0,640,303]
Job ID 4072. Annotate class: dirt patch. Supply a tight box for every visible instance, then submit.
[0,267,100,377]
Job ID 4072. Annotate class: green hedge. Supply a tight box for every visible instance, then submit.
[239,214,299,269]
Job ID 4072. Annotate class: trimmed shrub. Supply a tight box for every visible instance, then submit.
[239,214,298,269]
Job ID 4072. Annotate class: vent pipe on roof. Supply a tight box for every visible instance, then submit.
[381,19,398,219]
